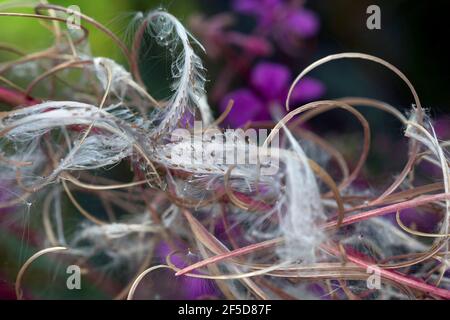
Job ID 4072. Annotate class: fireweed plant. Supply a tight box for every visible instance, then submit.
[189,0,325,125]
[0,3,449,300]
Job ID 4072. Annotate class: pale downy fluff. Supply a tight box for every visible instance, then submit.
[152,123,328,264]
[153,125,326,264]
[93,57,134,100]
[0,9,328,269]
[276,126,326,263]
[69,213,158,272]
[404,108,450,266]
[92,57,157,119]
[135,10,209,139]
[342,217,429,259]
[0,101,138,185]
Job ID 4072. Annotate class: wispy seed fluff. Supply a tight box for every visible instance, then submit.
[0,9,326,265]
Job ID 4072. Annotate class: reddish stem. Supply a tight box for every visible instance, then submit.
[323,245,450,299]
[324,192,450,230]
[176,193,450,277]
[0,87,39,107]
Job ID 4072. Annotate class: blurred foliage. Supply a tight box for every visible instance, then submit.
[0,0,199,63]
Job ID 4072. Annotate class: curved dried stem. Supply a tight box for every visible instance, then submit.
[15,246,68,300]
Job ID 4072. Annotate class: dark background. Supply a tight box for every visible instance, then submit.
[198,0,450,115]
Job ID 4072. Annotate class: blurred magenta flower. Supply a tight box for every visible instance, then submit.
[232,0,319,53]
[233,0,280,28]
[284,9,319,38]
[189,13,272,60]
[386,208,442,234]
[156,241,218,299]
[434,116,450,139]
[189,1,321,104]
[220,62,324,127]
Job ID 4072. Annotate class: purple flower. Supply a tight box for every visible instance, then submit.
[214,216,245,247]
[233,0,281,29]
[220,62,325,127]
[156,241,218,299]
[233,0,278,14]
[189,14,272,59]
[290,77,325,102]
[284,9,319,38]
[220,89,267,127]
[385,208,442,234]
[226,32,273,56]
[434,116,450,139]
[251,62,291,101]
[232,0,320,52]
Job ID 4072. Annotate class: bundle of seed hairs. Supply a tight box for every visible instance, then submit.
[0,2,449,300]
